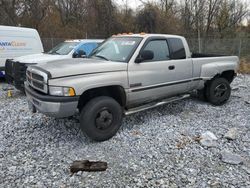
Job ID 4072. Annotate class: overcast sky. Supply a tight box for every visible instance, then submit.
[115,0,143,9]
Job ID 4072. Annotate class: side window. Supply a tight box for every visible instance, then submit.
[143,40,170,61]
[77,43,98,56]
[168,38,186,59]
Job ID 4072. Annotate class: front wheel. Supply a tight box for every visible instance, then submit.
[205,78,231,106]
[79,96,123,142]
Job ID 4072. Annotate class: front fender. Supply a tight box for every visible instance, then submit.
[48,71,129,95]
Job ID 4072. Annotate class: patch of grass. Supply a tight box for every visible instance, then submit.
[238,57,250,74]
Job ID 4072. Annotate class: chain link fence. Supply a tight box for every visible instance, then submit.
[42,37,250,59]
[41,38,66,52]
[41,34,105,52]
[187,38,250,58]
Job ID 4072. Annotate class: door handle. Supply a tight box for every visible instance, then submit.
[168,65,175,70]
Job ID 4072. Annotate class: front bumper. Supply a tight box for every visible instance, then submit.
[25,82,79,118]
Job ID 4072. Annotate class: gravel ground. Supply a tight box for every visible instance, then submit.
[0,76,249,188]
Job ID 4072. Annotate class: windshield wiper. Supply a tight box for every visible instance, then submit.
[94,55,109,61]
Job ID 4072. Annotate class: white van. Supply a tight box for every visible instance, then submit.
[0,25,43,76]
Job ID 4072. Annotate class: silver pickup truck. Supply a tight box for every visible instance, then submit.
[25,34,239,141]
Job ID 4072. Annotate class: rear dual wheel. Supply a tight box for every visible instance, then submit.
[205,78,231,106]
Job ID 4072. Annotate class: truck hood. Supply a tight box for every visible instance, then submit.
[13,53,69,64]
[34,58,127,78]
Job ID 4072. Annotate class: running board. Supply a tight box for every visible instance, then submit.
[125,94,190,116]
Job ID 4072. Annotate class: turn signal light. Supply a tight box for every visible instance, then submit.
[69,88,76,97]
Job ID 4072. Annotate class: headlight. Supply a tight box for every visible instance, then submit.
[49,86,76,96]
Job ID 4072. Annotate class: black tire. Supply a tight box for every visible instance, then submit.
[205,78,231,106]
[80,96,123,142]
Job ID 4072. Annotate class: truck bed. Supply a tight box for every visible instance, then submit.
[191,53,226,58]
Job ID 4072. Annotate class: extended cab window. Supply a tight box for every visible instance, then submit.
[168,38,186,59]
[143,40,170,61]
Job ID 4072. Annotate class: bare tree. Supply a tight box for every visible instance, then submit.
[205,0,222,37]
[19,0,49,29]
[180,0,205,37]
[55,0,88,26]
[216,0,248,37]
[136,4,158,33]
[0,0,21,25]
[0,0,249,39]
[159,0,175,13]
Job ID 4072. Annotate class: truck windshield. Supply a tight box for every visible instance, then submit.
[47,42,79,55]
[89,37,142,62]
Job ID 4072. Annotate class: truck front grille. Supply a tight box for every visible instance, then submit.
[26,69,48,94]
[32,81,45,90]
[31,72,44,82]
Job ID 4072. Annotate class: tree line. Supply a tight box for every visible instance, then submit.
[0,0,249,39]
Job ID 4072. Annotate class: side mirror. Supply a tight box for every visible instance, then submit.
[73,50,87,58]
[78,50,86,58]
[135,50,154,63]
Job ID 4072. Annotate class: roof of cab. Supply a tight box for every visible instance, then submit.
[112,33,183,39]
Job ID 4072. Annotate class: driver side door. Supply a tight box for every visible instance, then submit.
[127,37,192,107]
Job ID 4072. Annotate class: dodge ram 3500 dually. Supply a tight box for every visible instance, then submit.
[25,34,239,141]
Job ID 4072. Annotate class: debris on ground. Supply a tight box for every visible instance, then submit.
[221,150,244,165]
[199,131,218,147]
[224,128,238,140]
[70,160,108,174]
